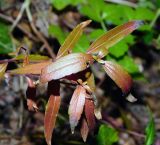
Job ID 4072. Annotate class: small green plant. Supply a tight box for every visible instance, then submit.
[0,20,142,145]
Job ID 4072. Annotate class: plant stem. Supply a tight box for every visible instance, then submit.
[100,20,107,31]
[150,8,160,28]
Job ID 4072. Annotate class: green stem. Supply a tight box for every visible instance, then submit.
[100,20,107,31]
[150,8,160,28]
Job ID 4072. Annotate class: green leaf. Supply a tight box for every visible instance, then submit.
[109,35,135,58]
[51,0,83,10]
[79,0,106,22]
[73,34,90,53]
[48,24,66,45]
[134,7,154,21]
[0,22,13,54]
[117,56,140,74]
[89,29,105,41]
[145,112,156,145]
[97,124,119,145]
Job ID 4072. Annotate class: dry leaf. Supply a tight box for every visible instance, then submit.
[68,85,86,133]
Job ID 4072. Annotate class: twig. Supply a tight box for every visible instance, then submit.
[0,13,38,41]
[10,0,27,31]
[25,0,56,59]
[105,0,137,8]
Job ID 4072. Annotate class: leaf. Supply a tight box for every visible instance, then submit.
[68,85,86,133]
[86,72,96,92]
[9,60,52,75]
[145,112,156,145]
[84,98,96,131]
[48,24,66,45]
[80,118,89,142]
[45,80,61,145]
[51,0,83,10]
[0,63,8,80]
[102,61,132,94]
[73,34,90,53]
[97,124,119,145]
[109,35,135,58]
[117,55,139,74]
[56,20,91,59]
[15,54,50,62]
[79,0,106,22]
[40,53,93,83]
[87,21,142,58]
[0,22,13,54]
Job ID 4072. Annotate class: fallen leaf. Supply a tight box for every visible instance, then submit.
[68,85,86,133]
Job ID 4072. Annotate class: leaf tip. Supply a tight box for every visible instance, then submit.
[81,20,92,28]
[134,20,144,29]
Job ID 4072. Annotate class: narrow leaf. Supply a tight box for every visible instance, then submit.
[0,63,8,80]
[15,54,50,62]
[45,80,61,145]
[86,72,96,92]
[68,85,86,133]
[56,20,91,59]
[85,98,96,131]
[80,118,89,142]
[87,21,142,58]
[40,53,93,83]
[9,60,52,75]
[103,61,132,94]
[145,112,155,145]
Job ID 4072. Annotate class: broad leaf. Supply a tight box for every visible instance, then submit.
[85,98,96,131]
[68,85,86,133]
[0,63,8,80]
[40,53,93,83]
[56,20,91,59]
[97,124,119,145]
[45,80,61,145]
[103,61,132,94]
[87,21,142,58]
[145,113,155,145]
[9,60,52,75]
[80,118,89,142]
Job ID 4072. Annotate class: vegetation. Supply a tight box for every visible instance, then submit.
[0,0,159,145]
